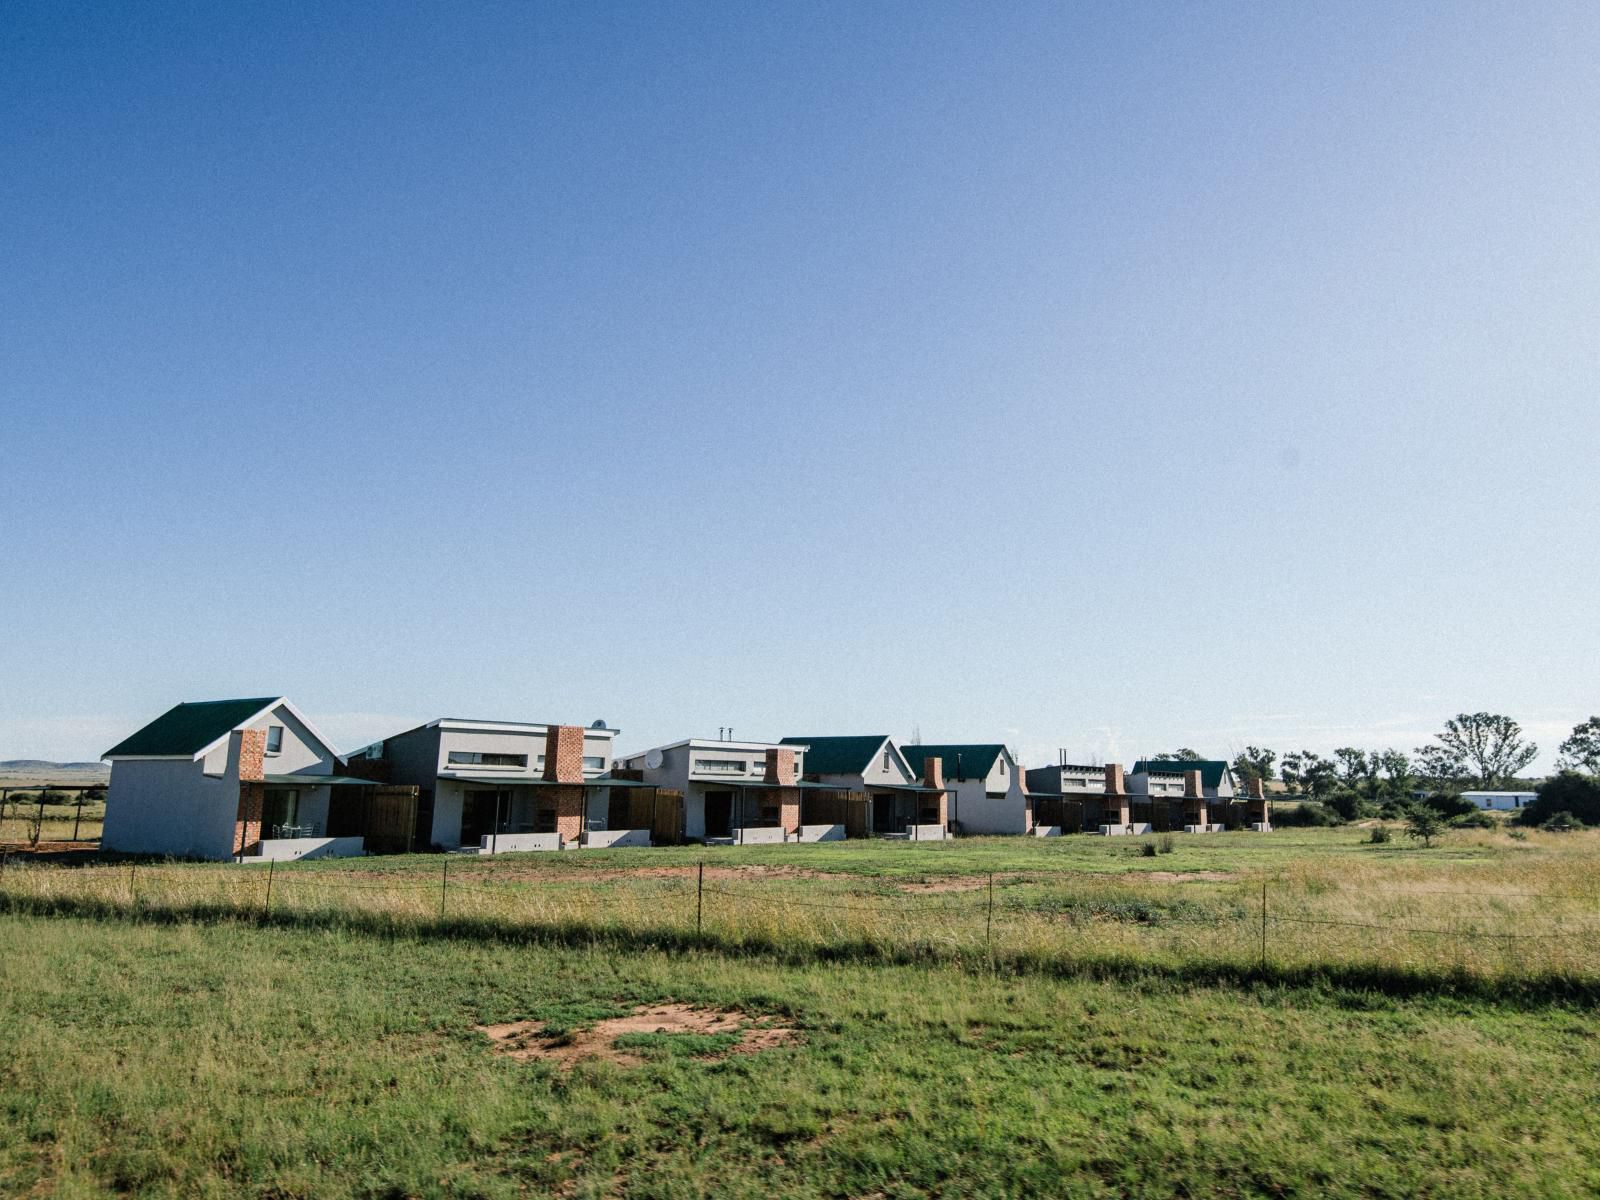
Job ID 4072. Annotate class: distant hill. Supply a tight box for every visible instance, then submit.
[1,760,106,771]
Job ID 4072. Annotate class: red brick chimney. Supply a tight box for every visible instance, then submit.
[1184,769,1203,798]
[763,747,797,786]
[1104,763,1125,795]
[543,725,585,784]
[922,753,945,791]
[237,728,266,782]
[1247,777,1265,800]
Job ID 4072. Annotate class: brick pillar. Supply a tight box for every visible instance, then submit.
[922,755,948,827]
[1247,777,1269,825]
[1103,763,1129,826]
[552,785,585,844]
[763,747,798,786]
[1184,768,1207,827]
[778,790,800,835]
[233,728,267,856]
[544,726,585,783]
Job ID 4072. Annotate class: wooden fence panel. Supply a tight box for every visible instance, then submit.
[364,786,419,855]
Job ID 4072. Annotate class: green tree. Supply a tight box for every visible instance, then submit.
[1375,748,1412,800]
[1557,717,1600,776]
[1413,744,1469,790]
[1402,803,1444,848]
[1153,749,1202,762]
[1231,746,1277,787]
[1426,712,1538,788]
[1333,747,1371,791]
[1518,771,1600,827]
[1298,751,1338,798]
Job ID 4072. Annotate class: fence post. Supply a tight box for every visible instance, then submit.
[439,858,448,920]
[1260,880,1268,969]
[985,871,995,952]
[129,862,137,907]
[264,860,275,916]
[696,860,704,937]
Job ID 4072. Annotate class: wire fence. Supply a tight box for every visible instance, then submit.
[1,855,1597,984]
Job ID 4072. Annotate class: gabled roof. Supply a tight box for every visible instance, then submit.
[1133,759,1231,788]
[105,698,283,758]
[900,744,1008,781]
[779,735,898,777]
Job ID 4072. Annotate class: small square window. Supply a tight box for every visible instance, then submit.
[265,726,283,755]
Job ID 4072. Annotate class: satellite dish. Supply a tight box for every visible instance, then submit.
[590,719,608,729]
[644,747,664,770]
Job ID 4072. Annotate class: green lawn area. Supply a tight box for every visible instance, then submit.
[5,829,1600,1197]
[2,912,1598,1199]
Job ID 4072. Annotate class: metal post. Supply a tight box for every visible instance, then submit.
[1260,880,1268,968]
[439,858,448,920]
[265,860,275,915]
[985,871,995,950]
[696,860,704,936]
[491,790,501,857]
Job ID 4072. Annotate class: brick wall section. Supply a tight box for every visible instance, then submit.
[238,728,266,782]
[763,748,798,786]
[543,726,585,783]
[1103,763,1125,795]
[922,755,945,791]
[778,791,800,834]
[1246,777,1269,823]
[234,782,264,857]
[1183,768,1207,825]
[551,785,585,844]
[1183,769,1203,798]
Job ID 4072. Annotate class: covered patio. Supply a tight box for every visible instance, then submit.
[449,775,662,852]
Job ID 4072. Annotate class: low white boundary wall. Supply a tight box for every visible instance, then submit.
[907,824,947,841]
[1032,825,1061,838]
[249,836,365,862]
[797,824,845,842]
[582,829,650,848]
[735,826,786,845]
[479,833,561,854]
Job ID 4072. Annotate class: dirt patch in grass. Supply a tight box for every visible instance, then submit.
[478,1004,799,1068]
[896,877,990,893]
[1137,871,1238,883]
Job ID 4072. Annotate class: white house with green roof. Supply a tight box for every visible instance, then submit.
[779,735,950,837]
[899,744,1027,835]
[101,697,373,861]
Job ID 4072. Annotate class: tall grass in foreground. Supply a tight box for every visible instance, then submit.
[5,829,1599,986]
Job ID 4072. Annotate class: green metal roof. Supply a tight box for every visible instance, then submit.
[1133,759,1230,788]
[104,698,280,758]
[900,744,1005,782]
[779,735,889,776]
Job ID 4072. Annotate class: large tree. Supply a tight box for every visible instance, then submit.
[1424,712,1538,788]
[1333,747,1370,789]
[1231,746,1277,787]
[1152,749,1202,762]
[1557,717,1600,776]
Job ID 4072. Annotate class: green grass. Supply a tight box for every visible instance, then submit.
[6,829,1600,1196]
[2,913,1599,1199]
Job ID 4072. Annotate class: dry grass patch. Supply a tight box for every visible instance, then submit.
[478,1003,799,1068]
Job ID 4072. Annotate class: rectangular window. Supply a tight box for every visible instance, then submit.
[446,751,528,769]
[693,758,749,775]
[265,726,283,755]
[884,751,892,772]
[582,755,605,772]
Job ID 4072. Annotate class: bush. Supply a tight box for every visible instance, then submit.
[1367,825,1392,844]
[1402,803,1445,848]
[1157,833,1175,855]
[1325,788,1374,822]
[1518,771,1600,827]
[1541,810,1583,833]
[1450,809,1498,829]
[1508,828,1528,841]
[1139,840,1158,857]
[1272,802,1344,827]
[1418,790,1476,820]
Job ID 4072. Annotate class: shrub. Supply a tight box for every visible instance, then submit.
[1273,802,1343,827]
[1325,788,1374,822]
[1507,828,1528,841]
[1518,771,1600,827]
[1541,810,1583,833]
[1418,790,1475,820]
[1367,825,1392,844]
[1138,840,1158,857]
[1402,803,1445,848]
[1450,809,1498,829]
[1157,833,1175,855]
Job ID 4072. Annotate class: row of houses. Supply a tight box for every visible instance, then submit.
[99,697,1272,862]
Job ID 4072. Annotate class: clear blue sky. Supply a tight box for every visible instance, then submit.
[3,2,1595,769]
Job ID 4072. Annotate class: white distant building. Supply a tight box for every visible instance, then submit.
[1462,790,1537,811]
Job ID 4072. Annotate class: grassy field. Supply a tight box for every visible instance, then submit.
[3,828,1600,1197]
[0,798,104,844]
